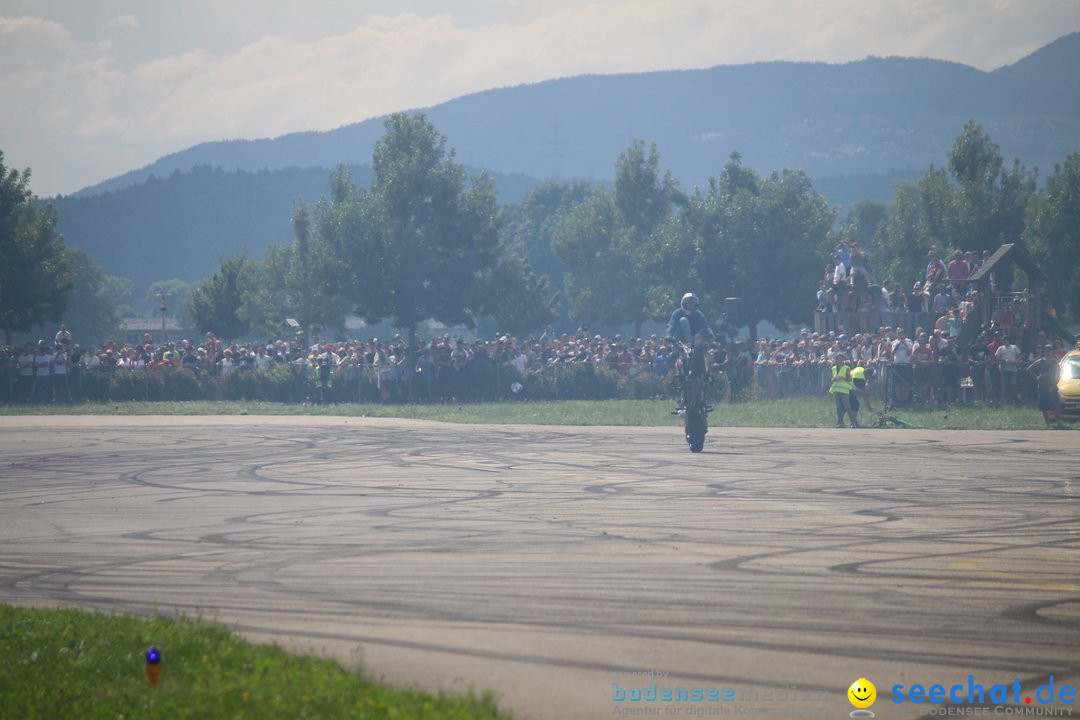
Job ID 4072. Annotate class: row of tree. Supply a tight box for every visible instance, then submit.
[189,114,558,343]
[203,116,1077,345]
[845,120,1079,318]
[188,115,837,343]
[3,118,1077,348]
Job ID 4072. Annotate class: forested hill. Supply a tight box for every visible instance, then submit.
[53,166,347,299]
[73,33,1080,199]
[991,31,1080,91]
[51,164,540,300]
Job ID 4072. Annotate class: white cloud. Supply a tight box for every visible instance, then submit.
[105,14,138,30]
[1,0,1078,195]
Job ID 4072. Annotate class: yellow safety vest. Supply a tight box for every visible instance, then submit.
[830,364,854,394]
[851,366,866,381]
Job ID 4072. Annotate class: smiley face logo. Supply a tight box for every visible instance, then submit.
[848,678,877,709]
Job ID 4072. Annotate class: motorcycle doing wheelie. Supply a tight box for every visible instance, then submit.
[673,317,711,453]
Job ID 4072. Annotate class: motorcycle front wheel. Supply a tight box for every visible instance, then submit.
[685,408,706,453]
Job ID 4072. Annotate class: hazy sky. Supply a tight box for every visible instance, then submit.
[2,0,1078,197]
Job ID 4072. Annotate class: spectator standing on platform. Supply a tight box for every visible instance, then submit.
[817,282,831,312]
[836,241,852,272]
[948,309,963,339]
[908,282,926,312]
[55,324,71,348]
[890,283,908,312]
[831,253,848,288]
[932,285,951,316]
[878,283,891,312]
[947,251,970,284]
[925,250,947,285]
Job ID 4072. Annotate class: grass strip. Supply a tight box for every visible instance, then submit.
[0,397,1070,431]
[0,604,510,720]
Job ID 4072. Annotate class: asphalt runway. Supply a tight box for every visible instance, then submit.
[2,416,1078,719]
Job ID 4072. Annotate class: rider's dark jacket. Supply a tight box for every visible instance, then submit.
[666,308,716,342]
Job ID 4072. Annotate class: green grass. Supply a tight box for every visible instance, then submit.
[0,604,510,720]
[0,397,1071,430]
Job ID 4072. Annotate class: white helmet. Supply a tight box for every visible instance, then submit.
[681,292,699,312]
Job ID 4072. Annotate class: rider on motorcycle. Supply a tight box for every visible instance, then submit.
[667,292,716,412]
[666,292,716,343]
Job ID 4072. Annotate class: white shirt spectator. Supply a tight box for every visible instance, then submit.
[891,337,913,364]
[511,351,527,374]
[18,351,35,376]
[832,262,848,286]
[995,342,1021,371]
[35,350,54,376]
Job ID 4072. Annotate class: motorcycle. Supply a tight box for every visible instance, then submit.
[674,318,710,453]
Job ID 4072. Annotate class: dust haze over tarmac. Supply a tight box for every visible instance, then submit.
[2,416,1078,719]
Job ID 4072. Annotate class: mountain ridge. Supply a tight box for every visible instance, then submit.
[68,33,1080,199]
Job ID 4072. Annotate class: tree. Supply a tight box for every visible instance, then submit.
[187,255,253,341]
[485,255,558,336]
[680,154,761,328]
[869,171,952,289]
[1025,153,1080,322]
[690,155,834,340]
[321,114,501,339]
[614,141,683,236]
[948,121,1036,255]
[0,152,75,345]
[61,249,132,346]
[551,188,622,330]
[868,123,1039,292]
[734,169,835,338]
[499,180,593,326]
[239,202,349,338]
[553,141,680,337]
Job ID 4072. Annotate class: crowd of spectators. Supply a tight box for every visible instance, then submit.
[810,241,1062,397]
[748,325,1068,404]
[2,326,695,405]
[2,313,1065,407]
[818,242,1002,322]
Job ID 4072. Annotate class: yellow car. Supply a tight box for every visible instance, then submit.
[1059,344,1080,421]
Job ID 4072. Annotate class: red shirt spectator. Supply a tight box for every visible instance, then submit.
[925,251,947,284]
[947,251,969,282]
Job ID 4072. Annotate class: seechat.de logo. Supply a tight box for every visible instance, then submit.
[891,676,1077,708]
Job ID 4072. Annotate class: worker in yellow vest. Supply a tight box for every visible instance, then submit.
[830,353,857,428]
[851,363,874,418]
